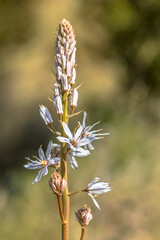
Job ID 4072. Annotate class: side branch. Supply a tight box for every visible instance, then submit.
[68,190,84,196]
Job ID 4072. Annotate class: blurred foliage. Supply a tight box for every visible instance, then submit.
[0,0,35,47]
[79,0,160,93]
[0,0,160,239]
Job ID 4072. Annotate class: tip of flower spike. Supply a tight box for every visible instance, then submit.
[61,18,67,23]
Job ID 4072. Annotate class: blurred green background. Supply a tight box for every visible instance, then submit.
[0,0,160,239]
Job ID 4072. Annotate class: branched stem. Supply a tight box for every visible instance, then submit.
[80,227,86,240]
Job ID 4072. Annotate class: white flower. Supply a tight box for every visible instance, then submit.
[57,122,91,152]
[24,141,60,184]
[80,111,110,150]
[86,177,111,210]
[57,122,90,169]
[39,105,53,125]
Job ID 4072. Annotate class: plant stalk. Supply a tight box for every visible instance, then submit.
[61,91,69,240]
[57,195,65,223]
[80,227,85,240]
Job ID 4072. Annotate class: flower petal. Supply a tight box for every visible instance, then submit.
[68,153,78,169]
[38,146,45,160]
[74,125,83,140]
[57,136,70,143]
[72,147,90,157]
[62,122,73,140]
[48,158,60,165]
[88,142,94,150]
[32,169,43,184]
[88,177,100,189]
[88,193,100,210]
[46,140,52,159]
[42,166,48,176]
[24,163,42,170]
[83,111,87,127]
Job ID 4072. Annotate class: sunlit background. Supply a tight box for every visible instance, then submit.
[0,0,160,239]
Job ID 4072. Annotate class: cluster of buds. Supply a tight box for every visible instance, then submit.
[75,205,92,227]
[49,170,66,195]
[55,19,78,110]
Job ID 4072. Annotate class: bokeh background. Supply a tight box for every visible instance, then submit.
[0,0,160,239]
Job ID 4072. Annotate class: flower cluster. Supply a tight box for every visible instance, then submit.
[55,18,78,110]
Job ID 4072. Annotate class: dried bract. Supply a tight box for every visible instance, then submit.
[49,171,66,195]
[75,205,92,227]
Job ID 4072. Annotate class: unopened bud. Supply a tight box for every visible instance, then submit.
[61,74,68,92]
[55,95,63,115]
[70,47,76,67]
[66,61,72,77]
[49,171,66,195]
[39,105,53,125]
[71,88,78,108]
[70,68,76,85]
[54,83,60,97]
[75,205,92,227]
[56,65,62,81]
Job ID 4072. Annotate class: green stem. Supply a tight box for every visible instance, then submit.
[61,91,69,240]
[80,227,85,240]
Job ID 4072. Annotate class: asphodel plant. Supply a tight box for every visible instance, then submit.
[24,19,111,240]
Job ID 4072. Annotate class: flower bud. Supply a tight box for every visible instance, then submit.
[75,205,92,227]
[49,171,66,195]
[70,88,78,108]
[61,74,68,92]
[54,83,60,97]
[55,95,63,115]
[70,68,76,85]
[39,105,53,125]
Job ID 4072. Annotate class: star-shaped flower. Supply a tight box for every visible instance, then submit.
[57,122,90,169]
[79,111,110,150]
[86,177,111,210]
[24,141,60,184]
